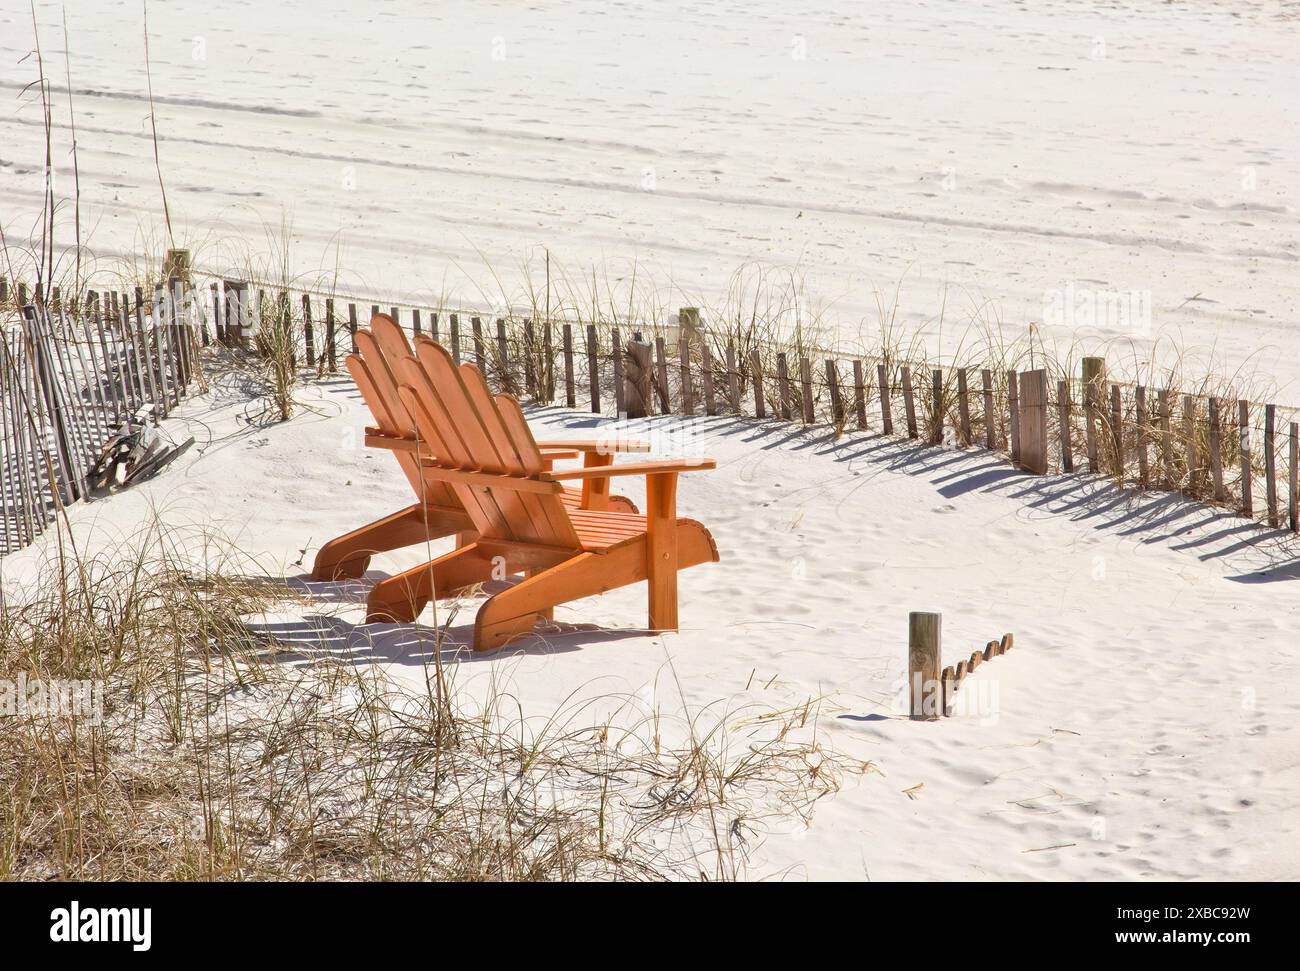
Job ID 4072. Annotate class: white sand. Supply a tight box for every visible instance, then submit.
[2,0,1297,386]
[4,373,1297,880]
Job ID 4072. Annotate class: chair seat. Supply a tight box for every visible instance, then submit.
[559,488,637,515]
[568,509,649,550]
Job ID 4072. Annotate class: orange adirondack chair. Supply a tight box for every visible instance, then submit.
[366,336,720,650]
[311,314,643,580]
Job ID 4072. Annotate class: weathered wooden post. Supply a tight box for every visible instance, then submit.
[1082,356,1105,473]
[1238,400,1253,518]
[1017,368,1049,474]
[909,611,942,722]
[562,324,576,408]
[612,326,625,414]
[162,247,191,284]
[302,294,316,367]
[1058,379,1073,473]
[679,307,701,347]
[586,324,600,413]
[624,334,653,419]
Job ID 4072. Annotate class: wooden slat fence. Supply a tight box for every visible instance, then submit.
[1,282,207,555]
[8,275,1300,550]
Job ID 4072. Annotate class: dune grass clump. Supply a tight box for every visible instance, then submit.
[0,521,858,881]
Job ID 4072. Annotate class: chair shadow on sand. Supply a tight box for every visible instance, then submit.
[242,571,655,667]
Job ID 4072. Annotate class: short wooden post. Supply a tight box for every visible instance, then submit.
[878,363,893,434]
[900,365,918,438]
[302,294,316,367]
[1082,357,1106,402]
[412,308,423,337]
[1290,422,1298,533]
[654,336,670,412]
[776,353,791,421]
[956,368,972,446]
[563,324,577,408]
[1057,379,1073,473]
[325,298,337,371]
[1110,384,1124,482]
[702,343,717,416]
[430,312,440,343]
[612,327,625,414]
[587,324,600,413]
[449,314,461,365]
[1083,356,1105,473]
[853,360,867,430]
[1158,389,1173,488]
[981,368,995,449]
[750,349,765,419]
[473,316,487,372]
[210,284,222,344]
[679,336,695,416]
[524,319,537,397]
[348,303,359,353]
[543,322,555,400]
[1017,369,1048,473]
[827,360,845,428]
[799,356,815,424]
[1265,404,1278,527]
[624,337,652,419]
[929,369,943,445]
[908,612,942,722]
[1183,395,1198,494]
[678,307,701,345]
[1084,383,1098,472]
[727,341,741,413]
[1239,400,1253,517]
[1135,387,1150,487]
[1007,370,1021,464]
[497,318,513,394]
[1209,397,1225,501]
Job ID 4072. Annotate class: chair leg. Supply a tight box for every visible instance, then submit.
[645,473,680,632]
[525,568,554,621]
[312,504,449,580]
[366,542,497,623]
[580,453,614,511]
[473,521,717,650]
[475,552,605,650]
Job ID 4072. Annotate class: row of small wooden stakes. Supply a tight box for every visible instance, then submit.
[940,633,1014,718]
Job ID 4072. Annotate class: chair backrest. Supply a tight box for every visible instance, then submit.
[395,337,580,548]
[348,315,458,506]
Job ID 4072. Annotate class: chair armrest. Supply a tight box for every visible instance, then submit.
[365,430,420,453]
[362,431,579,463]
[536,438,651,454]
[539,459,716,482]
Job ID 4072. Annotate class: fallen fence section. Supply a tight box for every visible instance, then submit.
[0,283,206,556]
